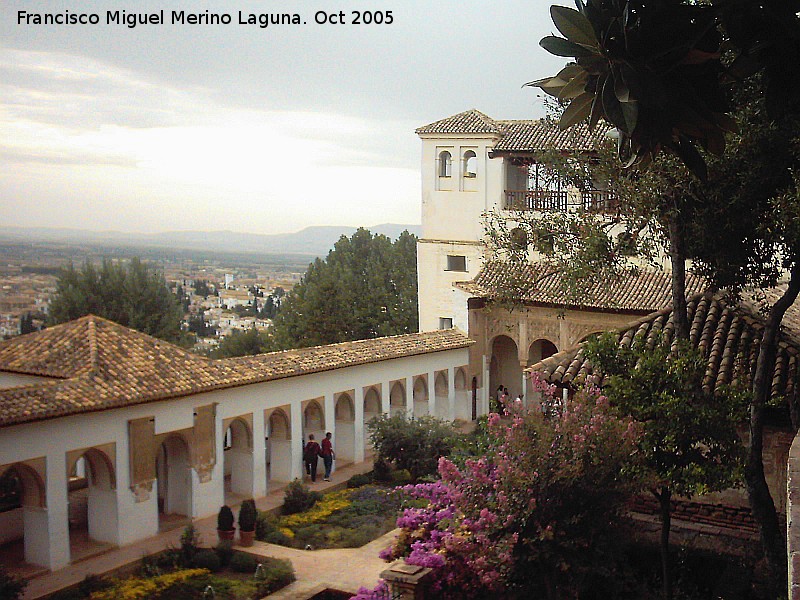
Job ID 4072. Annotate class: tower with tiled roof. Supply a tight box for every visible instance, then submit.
[415,109,610,334]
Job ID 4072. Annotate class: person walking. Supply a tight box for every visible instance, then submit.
[304,434,321,483]
[320,432,336,481]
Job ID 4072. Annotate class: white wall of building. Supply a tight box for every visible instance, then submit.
[0,346,473,571]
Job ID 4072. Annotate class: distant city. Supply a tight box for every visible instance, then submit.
[0,223,420,346]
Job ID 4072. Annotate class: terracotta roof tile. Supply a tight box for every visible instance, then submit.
[457,261,707,313]
[415,109,502,135]
[0,315,473,428]
[529,291,800,404]
[416,110,609,152]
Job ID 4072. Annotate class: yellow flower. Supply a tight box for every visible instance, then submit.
[89,568,210,600]
[281,489,354,528]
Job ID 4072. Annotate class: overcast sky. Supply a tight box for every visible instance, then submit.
[1,1,565,235]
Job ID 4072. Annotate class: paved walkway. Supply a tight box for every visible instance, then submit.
[21,460,393,599]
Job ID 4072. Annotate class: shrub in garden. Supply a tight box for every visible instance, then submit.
[179,524,200,567]
[390,469,412,485]
[214,540,234,567]
[189,548,221,572]
[371,380,643,599]
[282,479,322,515]
[238,498,258,532]
[229,551,259,573]
[372,456,392,482]
[367,413,459,481]
[346,472,372,488]
[254,557,295,596]
[89,568,211,600]
[0,565,28,600]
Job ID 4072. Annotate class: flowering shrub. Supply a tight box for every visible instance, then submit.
[89,568,209,600]
[281,489,353,528]
[372,377,642,599]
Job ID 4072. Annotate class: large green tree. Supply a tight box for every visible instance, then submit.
[521,3,800,589]
[211,326,271,358]
[268,228,418,350]
[585,334,744,599]
[48,257,184,343]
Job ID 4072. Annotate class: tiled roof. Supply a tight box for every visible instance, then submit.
[415,109,502,135]
[529,292,800,403]
[456,261,707,313]
[0,315,473,428]
[416,110,609,152]
[492,120,610,153]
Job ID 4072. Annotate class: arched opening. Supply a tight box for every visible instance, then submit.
[363,387,381,453]
[434,372,449,419]
[66,448,117,562]
[413,376,429,418]
[155,434,193,527]
[528,338,558,365]
[490,335,522,401]
[304,400,325,445]
[438,150,452,178]
[0,463,48,571]
[266,409,291,483]
[454,368,470,421]
[335,393,356,464]
[463,150,477,178]
[390,381,406,417]
[223,418,253,502]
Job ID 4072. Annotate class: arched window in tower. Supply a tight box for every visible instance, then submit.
[438,151,452,178]
[463,150,477,178]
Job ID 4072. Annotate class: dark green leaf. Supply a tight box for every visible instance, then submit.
[588,87,604,131]
[540,36,596,58]
[559,92,594,129]
[550,5,599,48]
[558,70,589,100]
[674,136,708,181]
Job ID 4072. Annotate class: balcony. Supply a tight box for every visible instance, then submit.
[503,189,619,214]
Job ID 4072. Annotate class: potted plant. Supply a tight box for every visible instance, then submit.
[217,505,235,541]
[238,499,257,547]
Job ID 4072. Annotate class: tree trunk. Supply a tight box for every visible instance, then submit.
[667,215,689,341]
[655,487,673,600]
[745,261,800,595]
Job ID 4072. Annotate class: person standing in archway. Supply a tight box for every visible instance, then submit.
[304,434,321,483]
[320,432,335,481]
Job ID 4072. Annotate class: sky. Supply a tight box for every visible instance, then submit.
[1,1,566,235]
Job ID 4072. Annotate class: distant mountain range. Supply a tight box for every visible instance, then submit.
[0,224,421,257]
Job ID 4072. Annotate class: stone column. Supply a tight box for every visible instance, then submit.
[324,392,336,440]
[405,376,414,417]
[380,561,434,599]
[447,367,456,421]
[251,413,267,498]
[290,401,303,481]
[380,381,390,415]
[46,454,70,570]
[427,370,436,417]
[354,386,365,463]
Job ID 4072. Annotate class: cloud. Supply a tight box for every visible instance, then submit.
[0,46,420,233]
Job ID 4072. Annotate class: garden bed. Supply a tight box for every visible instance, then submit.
[44,528,294,600]
[257,482,402,550]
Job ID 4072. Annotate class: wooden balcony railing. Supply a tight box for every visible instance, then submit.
[503,189,619,214]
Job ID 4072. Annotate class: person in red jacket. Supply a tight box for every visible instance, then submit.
[320,432,336,481]
[304,434,321,482]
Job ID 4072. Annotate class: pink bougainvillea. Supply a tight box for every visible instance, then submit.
[358,376,642,600]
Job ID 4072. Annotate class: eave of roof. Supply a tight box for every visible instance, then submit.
[458,261,707,314]
[528,291,800,405]
[0,316,474,428]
